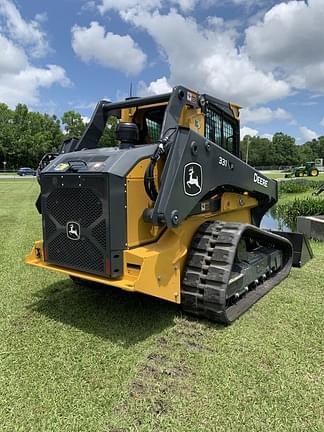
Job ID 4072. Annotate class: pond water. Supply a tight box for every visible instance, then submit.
[260,211,291,232]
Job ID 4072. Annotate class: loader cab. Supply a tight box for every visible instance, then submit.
[117,93,240,157]
[119,103,167,145]
[74,86,241,158]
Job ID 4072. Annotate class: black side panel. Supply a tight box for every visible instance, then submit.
[108,174,126,276]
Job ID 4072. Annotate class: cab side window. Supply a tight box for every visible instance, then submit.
[205,105,236,155]
[223,119,234,153]
[146,118,161,143]
[205,108,222,146]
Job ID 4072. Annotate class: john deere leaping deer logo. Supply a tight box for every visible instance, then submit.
[183,162,203,196]
[66,221,81,240]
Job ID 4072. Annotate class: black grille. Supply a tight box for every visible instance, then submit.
[92,220,106,250]
[47,188,102,227]
[48,233,104,273]
[45,216,56,238]
[43,176,109,276]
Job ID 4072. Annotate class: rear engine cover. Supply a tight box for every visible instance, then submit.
[41,173,124,278]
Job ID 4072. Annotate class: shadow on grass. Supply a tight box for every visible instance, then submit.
[30,278,180,346]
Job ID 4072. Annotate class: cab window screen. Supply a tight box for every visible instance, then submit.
[223,120,234,153]
[205,108,222,146]
[146,118,161,143]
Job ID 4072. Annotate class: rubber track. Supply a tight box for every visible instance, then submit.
[181,221,293,324]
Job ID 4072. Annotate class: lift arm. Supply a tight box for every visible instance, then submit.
[145,127,277,228]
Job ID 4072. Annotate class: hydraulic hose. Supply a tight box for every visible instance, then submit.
[144,128,177,202]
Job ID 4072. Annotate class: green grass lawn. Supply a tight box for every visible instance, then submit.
[262,170,324,180]
[0,180,323,432]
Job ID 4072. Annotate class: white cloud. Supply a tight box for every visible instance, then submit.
[99,0,199,14]
[227,0,269,4]
[81,1,97,13]
[0,0,49,57]
[0,34,70,107]
[98,0,324,103]
[241,106,292,124]
[0,64,70,107]
[288,62,324,93]
[207,16,240,36]
[72,101,98,110]
[123,9,290,106]
[0,2,70,107]
[245,0,324,94]
[260,133,273,140]
[34,12,48,24]
[170,0,199,12]
[98,0,161,14]
[246,0,324,67]
[138,77,172,96]
[240,126,258,138]
[71,21,146,75]
[0,34,27,74]
[81,116,91,124]
[299,126,318,142]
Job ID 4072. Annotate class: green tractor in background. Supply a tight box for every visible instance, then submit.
[285,161,319,178]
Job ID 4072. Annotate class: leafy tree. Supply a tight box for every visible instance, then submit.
[98,116,118,148]
[241,135,274,166]
[0,103,15,169]
[272,132,298,166]
[240,132,314,168]
[301,137,324,163]
[61,111,86,139]
[0,103,63,169]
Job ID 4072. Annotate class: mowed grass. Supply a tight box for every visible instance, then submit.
[262,170,324,180]
[0,180,323,432]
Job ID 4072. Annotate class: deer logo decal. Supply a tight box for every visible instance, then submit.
[66,222,81,240]
[183,162,203,196]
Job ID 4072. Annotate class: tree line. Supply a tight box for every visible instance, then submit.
[0,103,323,169]
[0,103,118,169]
[241,133,324,168]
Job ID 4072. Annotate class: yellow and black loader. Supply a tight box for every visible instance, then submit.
[26,86,312,324]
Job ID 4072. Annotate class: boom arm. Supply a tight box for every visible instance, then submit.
[145,127,277,228]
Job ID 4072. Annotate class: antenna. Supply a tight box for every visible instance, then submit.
[129,82,133,98]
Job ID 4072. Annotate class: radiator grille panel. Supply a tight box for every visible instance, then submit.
[48,233,104,273]
[47,188,102,227]
[43,177,109,276]
[45,216,56,238]
[92,220,106,250]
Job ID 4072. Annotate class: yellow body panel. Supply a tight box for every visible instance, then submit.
[229,103,241,120]
[126,158,164,247]
[178,106,205,137]
[26,193,257,304]
[120,103,168,125]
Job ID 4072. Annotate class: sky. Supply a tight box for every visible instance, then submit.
[0,0,324,143]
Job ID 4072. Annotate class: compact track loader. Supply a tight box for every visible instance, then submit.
[26,86,309,324]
